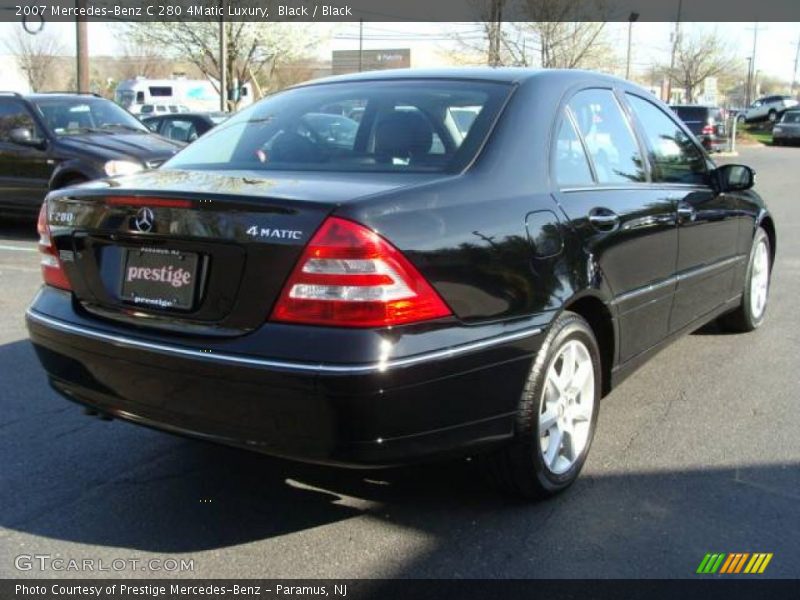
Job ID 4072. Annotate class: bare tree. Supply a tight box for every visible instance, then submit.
[124,18,317,108]
[116,41,172,80]
[453,0,615,71]
[664,29,738,103]
[4,29,65,92]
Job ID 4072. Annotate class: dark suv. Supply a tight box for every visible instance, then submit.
[670,105,727,152]
[0,92,182,218]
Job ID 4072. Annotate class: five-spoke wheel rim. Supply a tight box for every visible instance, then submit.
[539,339,595,475]
[750,239,770,320]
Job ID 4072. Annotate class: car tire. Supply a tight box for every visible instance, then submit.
[768,110,777,123]
[718,227,771,333]
[483,311,601,500]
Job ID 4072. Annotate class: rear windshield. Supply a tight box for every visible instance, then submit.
[163,80,512,174]
[671,106,710,121]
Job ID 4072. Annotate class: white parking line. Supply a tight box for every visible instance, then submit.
[0,244,37,253]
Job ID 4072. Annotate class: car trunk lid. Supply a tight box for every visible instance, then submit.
[46,169,436,336]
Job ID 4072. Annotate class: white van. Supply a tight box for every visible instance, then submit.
[115,77,253,114]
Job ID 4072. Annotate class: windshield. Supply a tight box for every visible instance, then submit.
[164,80,512,174]
[33,97,148,135]
[780,112,800,124]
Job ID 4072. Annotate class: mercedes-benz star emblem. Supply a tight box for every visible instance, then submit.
[134,207,155,233]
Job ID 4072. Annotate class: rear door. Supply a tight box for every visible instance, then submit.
[0,98,52,215]
[551,87,678,363]
[624,93,741,332]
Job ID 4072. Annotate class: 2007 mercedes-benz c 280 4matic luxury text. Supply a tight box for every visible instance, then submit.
[26,69,775,498]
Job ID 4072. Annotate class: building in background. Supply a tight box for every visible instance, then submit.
[332,49,411,75]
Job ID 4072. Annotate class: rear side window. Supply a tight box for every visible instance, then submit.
[554,115,593,186]
[567,89,645,184]
[626,94,708,185]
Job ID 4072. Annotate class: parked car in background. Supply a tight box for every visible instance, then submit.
[27,69,775,499]
[135,103,191,117]
[0,92,182,218]
[772,110,800,145]
[670,104,727,152]
[739,95,799,123]
[141,112,228,143]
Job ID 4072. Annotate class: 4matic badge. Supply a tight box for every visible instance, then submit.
[246,226,303,241]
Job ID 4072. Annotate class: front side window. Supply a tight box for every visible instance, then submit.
[0,101,40,142]
[161,118,199,143]
[567,89,645,184]
[626,94,708,185]
[554,114,594,186]
[164,80,512,174]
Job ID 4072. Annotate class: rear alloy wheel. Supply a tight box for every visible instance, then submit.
[484,312,601,499]
[768,110,777,123]
[719,227,771,332]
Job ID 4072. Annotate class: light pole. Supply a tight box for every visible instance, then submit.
[625,12,640,81]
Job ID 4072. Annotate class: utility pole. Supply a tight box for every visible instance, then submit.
[487,0,503,67]
[625,12,639,81]
[75,0,89,93]
[219,5,227,112]
[746,23,764,107]
[792,33,800,96]
[745,57,753,106]
[666,0,683,103]
[358,19,363,72]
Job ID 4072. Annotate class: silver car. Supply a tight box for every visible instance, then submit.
[772,110,800,145]
[740,95,799,123]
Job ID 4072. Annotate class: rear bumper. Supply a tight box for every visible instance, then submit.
[700,135,727,152]
[26,287,546,467]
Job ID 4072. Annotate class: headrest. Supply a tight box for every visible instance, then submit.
[375,111,434,160]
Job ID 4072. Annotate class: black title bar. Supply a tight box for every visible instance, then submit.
[1,0,800,22]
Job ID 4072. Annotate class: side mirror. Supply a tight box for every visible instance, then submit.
[717,164,755,192]
[9,127,45,148]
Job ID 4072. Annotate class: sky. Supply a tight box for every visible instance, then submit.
[0,20,798,83]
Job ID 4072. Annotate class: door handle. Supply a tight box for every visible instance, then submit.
[588,208,620,231]
[677,202,696,223]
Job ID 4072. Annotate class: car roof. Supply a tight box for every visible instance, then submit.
[295,67,628,88]
[25,93,103,100]
[671,104,717,108]
[142,112,221,119]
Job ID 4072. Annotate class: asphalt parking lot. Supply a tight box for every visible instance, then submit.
[0,145,798,579]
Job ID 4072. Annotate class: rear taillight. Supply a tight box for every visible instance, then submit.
[270,217,452,327]
[37,203,72,291]
[702,124,715,135]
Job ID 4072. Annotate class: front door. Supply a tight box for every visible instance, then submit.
[623,93,741,333]
[552,88,678,364]
[0,98,51,216]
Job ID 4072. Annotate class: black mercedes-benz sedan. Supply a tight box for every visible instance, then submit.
[26,69,775,499]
